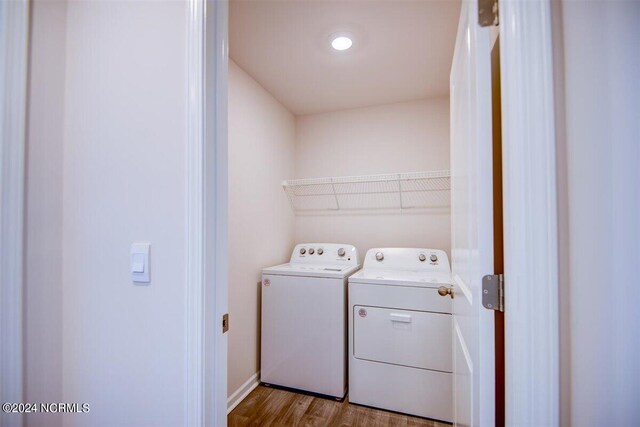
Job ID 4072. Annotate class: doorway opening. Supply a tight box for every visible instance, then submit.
[218,0,500,425]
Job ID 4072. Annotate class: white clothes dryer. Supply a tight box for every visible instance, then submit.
[348,247,453,422]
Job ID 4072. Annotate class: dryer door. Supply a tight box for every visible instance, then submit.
[353,305,452,372]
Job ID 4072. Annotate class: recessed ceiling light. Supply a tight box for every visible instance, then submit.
[331,36,353,51]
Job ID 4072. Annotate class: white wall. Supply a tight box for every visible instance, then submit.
[227,60,296,400]
[23,1,66,426]
[555,1,640,425]
[55,2,187,426]
[294,97,451,259]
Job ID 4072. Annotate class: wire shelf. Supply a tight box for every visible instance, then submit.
[283,170,451,213]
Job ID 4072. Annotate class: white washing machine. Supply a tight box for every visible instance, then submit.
[348,248,453,422]
[261,243,360,398]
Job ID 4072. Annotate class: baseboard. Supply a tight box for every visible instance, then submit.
[227,371,260,414]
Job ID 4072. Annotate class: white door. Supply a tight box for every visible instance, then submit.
[450,1,495,426]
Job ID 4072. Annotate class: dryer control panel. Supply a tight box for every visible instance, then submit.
[290,243,359,266]
[361,248,450,274]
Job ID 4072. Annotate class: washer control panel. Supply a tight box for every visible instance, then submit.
[291,243,359,266]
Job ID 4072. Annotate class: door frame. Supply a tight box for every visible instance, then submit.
[0,1,29,426]
[195,0,560,426]
[499,0,559,425]
[185,0,229,426]
[204,0,229,425]
[185,0,205,425]
[185,0,230,426]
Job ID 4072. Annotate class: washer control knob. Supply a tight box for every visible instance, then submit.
[419,253,426,262]
[430,254,438,262]
[308,248,315,255]
[376,252,384,261]
[300,248,306,255]
[317,248,324,255]
[338,248,346,257]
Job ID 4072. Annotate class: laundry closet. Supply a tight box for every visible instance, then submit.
[226,0,460,423]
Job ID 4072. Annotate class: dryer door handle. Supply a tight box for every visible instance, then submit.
[389,313,412,323]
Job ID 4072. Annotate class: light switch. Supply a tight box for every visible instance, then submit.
[132,256,145,273]
[131,242,150,283]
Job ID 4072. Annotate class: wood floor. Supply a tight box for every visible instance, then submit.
[228,385,451,427]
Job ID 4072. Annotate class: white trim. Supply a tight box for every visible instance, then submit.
[227,372,260,415]
[185,0,206,426]
[453,319,472,374]
[204,0,229,426]
[452,273,472,305]
[0,1,29,427]
[499,1,560,426]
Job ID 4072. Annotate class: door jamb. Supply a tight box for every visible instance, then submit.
[184,0,229,427]
[185,0,206,425]
[499,0,560,425]
[490,36,505,427]
[185,0,229,426]
[0,2,29,426]
[204,0,229,425]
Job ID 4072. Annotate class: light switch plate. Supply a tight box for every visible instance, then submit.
[131,242,150,283]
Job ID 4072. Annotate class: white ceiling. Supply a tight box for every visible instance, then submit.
[229,0,461,115]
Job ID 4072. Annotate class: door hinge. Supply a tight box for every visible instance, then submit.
[222,313,229,333]
[482,274,504,312]
[478,0,499,27]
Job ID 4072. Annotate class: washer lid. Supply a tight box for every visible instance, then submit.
[348,269,452,288]
[263,263,361,279]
